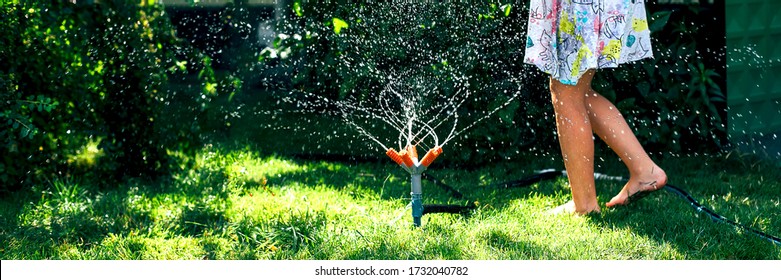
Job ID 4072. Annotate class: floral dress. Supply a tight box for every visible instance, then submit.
[524,0,654,85]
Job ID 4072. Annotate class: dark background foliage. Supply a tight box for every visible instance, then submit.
[1,0,728,192]
[261,0,727,163]
[593,4,728,154]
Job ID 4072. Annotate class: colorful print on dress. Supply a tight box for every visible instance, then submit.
[523,0,654,85]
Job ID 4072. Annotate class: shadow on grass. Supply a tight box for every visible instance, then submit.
[588,189,781,259]
[404,153,781,259]
[227,207,330,259]
[0,167,237,259]
[180,204,229,237]
[584,154,781,259]
[477,227,552,259]
[0,186,156,259]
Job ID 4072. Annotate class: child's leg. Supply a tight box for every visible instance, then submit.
[583,90,667,207]
[549,70,600,214]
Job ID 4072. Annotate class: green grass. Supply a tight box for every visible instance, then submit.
[1,145,779,260]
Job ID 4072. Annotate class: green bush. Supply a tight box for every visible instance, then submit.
[0,1,222,191]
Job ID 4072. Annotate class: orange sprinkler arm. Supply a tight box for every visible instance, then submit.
[420,146,443,167]
[386,148,405,166]
[406,145,418,161]
[400,150,415,167]
[387,148,415,167]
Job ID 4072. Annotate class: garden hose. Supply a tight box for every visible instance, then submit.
[662,184,781,246]
[422,169,781,246]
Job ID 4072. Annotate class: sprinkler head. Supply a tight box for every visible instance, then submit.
[420,146,443,167]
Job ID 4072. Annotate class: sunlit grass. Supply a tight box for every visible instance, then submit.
[1,145,779,260]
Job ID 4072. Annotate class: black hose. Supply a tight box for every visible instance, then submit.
[419,174,473,216]
[486,169,563,189]
[422,169,781,246]
[423,203,476,215]
[421,173,465,199]
[663,184,781,246]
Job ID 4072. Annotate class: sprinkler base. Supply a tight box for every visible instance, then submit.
[387,146,473,227]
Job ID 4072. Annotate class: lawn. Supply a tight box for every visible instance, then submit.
[1,143,779,260]
[2,83,780,260]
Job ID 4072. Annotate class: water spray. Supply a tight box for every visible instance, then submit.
[306,74,521,227]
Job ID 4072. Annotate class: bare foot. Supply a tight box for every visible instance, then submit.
[547,200,601,215]
[606,165,667,207]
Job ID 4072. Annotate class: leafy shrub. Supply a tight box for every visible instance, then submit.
[0,1,223,191]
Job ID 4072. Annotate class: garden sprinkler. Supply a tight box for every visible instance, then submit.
[386,145,444,227]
